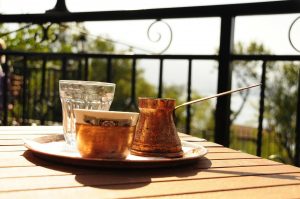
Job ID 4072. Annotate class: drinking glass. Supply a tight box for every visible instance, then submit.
[59,80,115,147]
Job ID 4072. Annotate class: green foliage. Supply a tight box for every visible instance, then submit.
[230,41,299,164]
[234,41,271,55]
[230,42,270,123]
[264,62,299,162]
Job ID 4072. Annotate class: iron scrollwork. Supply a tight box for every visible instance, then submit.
[288,16,300,53]
[147,19,173,54]
[34,23,59,43]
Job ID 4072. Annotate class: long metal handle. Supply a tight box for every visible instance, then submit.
[174,83,261,110]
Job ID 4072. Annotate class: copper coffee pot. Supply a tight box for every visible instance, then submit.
[131,83,261,158]
[130,97,183,158]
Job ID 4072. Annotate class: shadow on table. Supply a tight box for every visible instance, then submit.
[23,150,212,190]
[74,157,212,190]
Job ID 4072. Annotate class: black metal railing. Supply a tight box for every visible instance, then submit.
[0,51,219,124]
[1,52,300,147]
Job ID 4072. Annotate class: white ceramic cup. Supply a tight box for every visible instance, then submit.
[74,109,139,159]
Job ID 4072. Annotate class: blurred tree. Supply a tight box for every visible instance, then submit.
[264,62,298,163]
[231,41,299,163]
[231,41,270,123]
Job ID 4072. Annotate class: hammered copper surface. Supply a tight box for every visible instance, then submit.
[76,123,135,159]
[131,98,183,158]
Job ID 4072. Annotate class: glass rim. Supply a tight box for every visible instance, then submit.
[138,97,175,101]
[59,80,115,86]
[74,108,139,116]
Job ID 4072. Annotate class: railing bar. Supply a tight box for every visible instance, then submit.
[84,56,89,81]
[232,55,300,61]
[47,68,52,122]
[257,61,267,156]
[125,58,138,111]
[158,59,164,98]
[21,56,28,125]
[1,57,9,125]
[131,58,137,104]
[0,51,219,60]
[54,68,61,122]
[61,56,67,80]
[106,58,112,83]
[40,57,47,101]
[185,59,192,134]
[32,68,37,121]
[77,57,82,80]
[39,57,47,125]
[47,65,50,100]
[294,69,300,166]
[2,51,300,61]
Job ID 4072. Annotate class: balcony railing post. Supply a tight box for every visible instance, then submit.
[214,15,235,147]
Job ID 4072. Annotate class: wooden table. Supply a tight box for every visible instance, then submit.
[1,126,300,199]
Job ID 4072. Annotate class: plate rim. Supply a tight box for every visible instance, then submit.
[24,134,208,168]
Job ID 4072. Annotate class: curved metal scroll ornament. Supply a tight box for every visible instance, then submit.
[34,23,59,43]
[288,16,300,53]
[147,19,173,54]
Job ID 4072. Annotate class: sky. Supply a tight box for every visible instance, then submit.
[0,0,299,126]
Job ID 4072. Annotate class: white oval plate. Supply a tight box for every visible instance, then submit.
[24,134,207,168]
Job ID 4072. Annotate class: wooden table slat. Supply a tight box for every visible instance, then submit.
[0,164,296,182]
[1,172,300,199]
[146,184,300,199]
[0,145,26,152]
